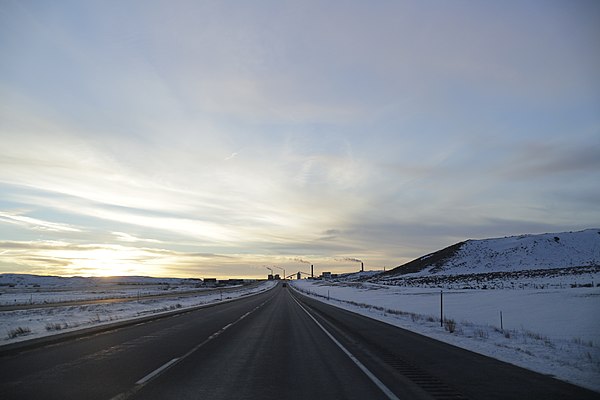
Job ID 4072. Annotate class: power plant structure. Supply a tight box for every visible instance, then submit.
[290,261,365,281]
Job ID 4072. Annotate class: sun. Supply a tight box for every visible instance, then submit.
[50,246,165,277]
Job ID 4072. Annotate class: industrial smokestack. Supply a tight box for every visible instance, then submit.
[311,264,314,278]
[361,262,364,272]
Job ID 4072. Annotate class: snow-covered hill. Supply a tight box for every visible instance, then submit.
[370,229,600,289]
[388,229,600,277]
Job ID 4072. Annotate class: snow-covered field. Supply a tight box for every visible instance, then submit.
[0,274,210,305]
[1,279,276,346]
[291,279,600,392]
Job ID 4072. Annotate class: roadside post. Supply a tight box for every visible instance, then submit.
[440,290,443,327]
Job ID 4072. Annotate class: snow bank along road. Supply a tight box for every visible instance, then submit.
[0,283,597,400]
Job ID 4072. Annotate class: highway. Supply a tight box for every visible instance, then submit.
[0,283,597,400]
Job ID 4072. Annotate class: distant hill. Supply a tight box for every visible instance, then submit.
[385,229,600,278]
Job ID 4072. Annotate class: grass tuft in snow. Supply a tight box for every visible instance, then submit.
[573,337,594,347]
[444,318,457,333]
[474,328,489,339]
[524,330,548,342]
[89,314,101,324]
[45,322,68,331]
[7,326,31,339]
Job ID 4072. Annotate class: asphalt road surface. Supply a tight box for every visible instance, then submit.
[0,283,597,399]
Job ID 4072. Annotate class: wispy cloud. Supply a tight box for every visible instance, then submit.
[501,141,600,179]
[0,211,81,233]
[225,152,239,161]
[111,232,161,244]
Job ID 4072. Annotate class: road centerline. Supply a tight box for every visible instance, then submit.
[108,297,272,400]
[135,358,179,385]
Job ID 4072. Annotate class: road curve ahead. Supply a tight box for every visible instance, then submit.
[0,283,598,400]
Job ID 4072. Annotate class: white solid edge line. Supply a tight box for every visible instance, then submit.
[136,358,180,385]
[291,295,401,400]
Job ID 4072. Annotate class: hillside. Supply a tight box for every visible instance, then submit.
[370,229,600,289]
[386,229,600,277]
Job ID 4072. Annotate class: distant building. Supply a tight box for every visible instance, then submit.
[321,272,332,279]
[268,274,274,280]
[203,278,217,286]
[274,274,280,280]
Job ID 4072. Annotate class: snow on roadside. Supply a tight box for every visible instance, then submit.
[0,274,212,306]
[291,279,600,393]
[1,281,276,346]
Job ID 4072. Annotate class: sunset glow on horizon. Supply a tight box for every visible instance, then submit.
[1,1,599,278]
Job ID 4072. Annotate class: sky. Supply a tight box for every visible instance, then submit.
[0,0,599,279]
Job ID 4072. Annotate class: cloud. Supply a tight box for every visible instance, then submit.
[501,141,600,179]
[0,240,105,252]
[111,232,161,244]
[225,152,239,161]
[0,211,81,233]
